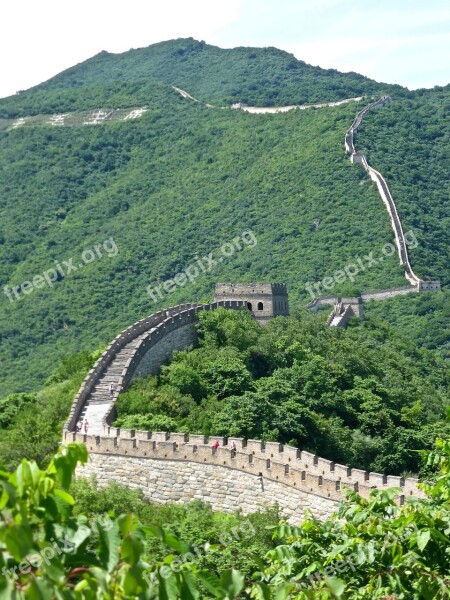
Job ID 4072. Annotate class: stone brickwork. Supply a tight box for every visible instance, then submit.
[67,429,423,523]
[132,323,198,380]
[65,301,246,434]
[64,304,202,432]
[77,453,336,523]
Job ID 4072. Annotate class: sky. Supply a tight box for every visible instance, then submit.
[1,0,449,99]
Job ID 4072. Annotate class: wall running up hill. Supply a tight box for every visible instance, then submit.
[346,96,422,287]
[65,302,245,435]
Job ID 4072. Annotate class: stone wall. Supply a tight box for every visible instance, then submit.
[78,453,337,523]
[418,281,441,291]
[345,95,426,288]
[132,323,198,380]
[64,304,201,432]
[67,430,423,524]
[214,283,289,322]
[361,286,418,301]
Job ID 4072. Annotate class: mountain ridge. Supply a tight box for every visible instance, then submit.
[0,38,404,118]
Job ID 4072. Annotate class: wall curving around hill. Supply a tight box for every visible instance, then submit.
[65,301,245,435]
[68,429,424,524]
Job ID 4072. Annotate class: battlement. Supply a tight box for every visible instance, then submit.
[214,283,287,296]
[418,281,441,291]
[68,429,423,513]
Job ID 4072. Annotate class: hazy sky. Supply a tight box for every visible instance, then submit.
[1,0,449,99]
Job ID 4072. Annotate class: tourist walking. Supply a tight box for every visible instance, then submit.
[109,382,115,397]
[84,419,89,434]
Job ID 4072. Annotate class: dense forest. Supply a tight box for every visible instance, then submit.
[0,38,403,118]
[0,88,406,395]
[0,39,447,394]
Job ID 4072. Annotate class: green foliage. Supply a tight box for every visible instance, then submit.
[5,439,450,597]
[255,439,450,598]
[0,392,36,429]
[0,441,277,598]
[0,50,410,396]
[46,350,99,385]
[364,290,450,357]
[71,477,279,585]
[0,351,97,470]
[115,309,450,475]
[0,39,402,118]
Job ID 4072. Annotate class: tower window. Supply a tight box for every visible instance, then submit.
[247,302,253,311]
[257,302,263,310]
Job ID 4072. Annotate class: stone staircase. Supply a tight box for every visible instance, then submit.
[78,333,149,435]
[65,304,204,435]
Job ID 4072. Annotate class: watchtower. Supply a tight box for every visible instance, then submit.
[214,283,289,324]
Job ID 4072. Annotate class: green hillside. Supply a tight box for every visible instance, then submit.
[0,38,403,118]
[0,39,447,395]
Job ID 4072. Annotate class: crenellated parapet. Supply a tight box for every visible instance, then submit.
[64,304,202,432]
[102,301,245,427]
[66,429,424,515]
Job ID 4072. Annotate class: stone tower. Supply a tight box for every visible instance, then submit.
[214,283,289,324]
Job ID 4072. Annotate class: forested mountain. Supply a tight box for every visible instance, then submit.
[1,37,449,600]
[0,38,447,395]
[0,38,403,117]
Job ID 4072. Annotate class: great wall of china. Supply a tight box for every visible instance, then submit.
[65,290,423,523]
[67,427,423,524]
[308,95,440,325]
[65,92,442,523]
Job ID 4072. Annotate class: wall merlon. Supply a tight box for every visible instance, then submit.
[187,434,208,445]
[368,472,386,486]
[246,440,264,453]
[315,456,336,475]
[226,437,247,450]
[119,429,135,439]
[264,441,284,455]
[299,450,317,467]
[135,430,151,441]
[333,463,353,480]
[387,475,403,487]
[169,433,188,444]
[152,431,169,442]
[283,445,301,462]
